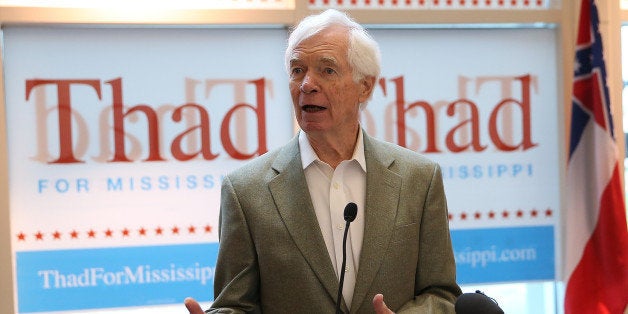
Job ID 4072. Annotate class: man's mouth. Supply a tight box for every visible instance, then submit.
[302,105,326,113]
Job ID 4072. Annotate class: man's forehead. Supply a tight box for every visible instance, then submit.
[290,44,346,65]
[290,53,340,65]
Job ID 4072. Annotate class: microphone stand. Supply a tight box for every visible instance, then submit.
[335,202,357,314]
[335,219,351,314]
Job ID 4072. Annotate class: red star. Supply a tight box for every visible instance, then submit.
[17,232,26,241]
[502,210,509,218]
[188,225,196,234]
[138,227,147,236]
[545,208,553,217]
[35,231,44,241]
[70,230,79,239]
[53,231,62,240]
[488,211,496,219]
[122,228,130,237]
[105,229,113,237]
[155,227,163,235]
[448,213,453,221]
[172,226,180,235]
[87,229,96,238]
[516,210,524,218]
[460,212,467,220]
[204,225,213,233]
[530,209,538,217]
[474,212,482,220]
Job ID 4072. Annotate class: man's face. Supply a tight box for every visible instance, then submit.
[288,26,373,138]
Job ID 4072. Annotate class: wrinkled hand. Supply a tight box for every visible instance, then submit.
[373,294,395,314]
[184,297,204,314]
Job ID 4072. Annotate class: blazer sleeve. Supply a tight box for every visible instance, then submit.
[206,176,261,314]
[397,164,461,313]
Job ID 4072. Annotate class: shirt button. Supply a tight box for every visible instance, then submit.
[337,224,344,230]
[333,182,339,189]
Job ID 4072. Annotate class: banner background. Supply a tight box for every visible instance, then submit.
[3,26,561,312]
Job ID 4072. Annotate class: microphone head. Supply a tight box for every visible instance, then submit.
[455,291,504,314]
[343,202,358,222]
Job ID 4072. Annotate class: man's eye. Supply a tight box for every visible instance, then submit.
[291,68,303,75]
[324,68,336,75]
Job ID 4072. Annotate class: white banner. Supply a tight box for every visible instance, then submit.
[368,28,560,283]
[4,27,294,312]
[3,26,560,313]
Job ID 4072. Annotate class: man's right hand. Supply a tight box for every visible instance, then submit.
[184,297,204,314]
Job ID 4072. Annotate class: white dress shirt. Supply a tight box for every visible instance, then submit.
[299,129,366,309]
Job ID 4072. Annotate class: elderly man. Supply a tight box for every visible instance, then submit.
[185,9,461,313]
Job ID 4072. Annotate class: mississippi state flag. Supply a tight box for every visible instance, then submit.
[565,0,628,313]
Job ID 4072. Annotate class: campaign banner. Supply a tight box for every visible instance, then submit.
[3,26,560,312]
[367,28,560,283]
[3,27,294,313]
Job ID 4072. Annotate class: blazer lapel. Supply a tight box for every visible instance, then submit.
[268,137,341,303]
[351,134,402,311]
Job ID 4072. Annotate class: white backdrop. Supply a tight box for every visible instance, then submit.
[3,26,560,313]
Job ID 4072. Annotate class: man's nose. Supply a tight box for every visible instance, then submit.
[300,73,319,93]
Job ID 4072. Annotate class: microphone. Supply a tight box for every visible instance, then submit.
[343,202,358,222]
[455,290,504,314]
[335,202,358,314]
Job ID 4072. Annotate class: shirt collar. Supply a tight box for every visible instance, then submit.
[299,128,366,172]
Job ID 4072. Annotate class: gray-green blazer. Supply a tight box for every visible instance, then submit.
[208,132,461,314]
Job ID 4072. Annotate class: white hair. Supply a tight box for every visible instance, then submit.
[284,9,381,83]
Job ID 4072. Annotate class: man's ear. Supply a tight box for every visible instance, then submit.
[358,76,377,103]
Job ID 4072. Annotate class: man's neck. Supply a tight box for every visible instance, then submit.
[306,127,359,169]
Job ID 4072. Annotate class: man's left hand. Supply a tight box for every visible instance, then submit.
[373,294,395,314]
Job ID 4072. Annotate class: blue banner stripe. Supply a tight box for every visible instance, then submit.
[17,227,555,312]
[16,243,218,313]
[451,226,555,284]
